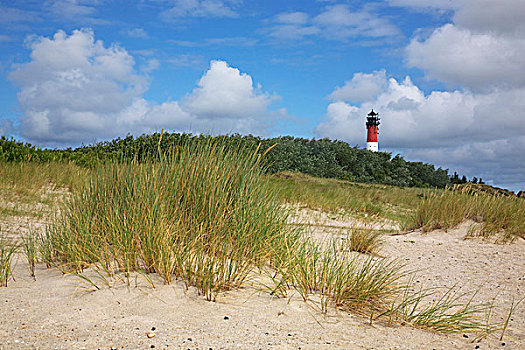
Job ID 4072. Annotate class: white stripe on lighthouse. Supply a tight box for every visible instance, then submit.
[367,142,378,152]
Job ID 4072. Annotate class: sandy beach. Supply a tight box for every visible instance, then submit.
[1,204,524,350]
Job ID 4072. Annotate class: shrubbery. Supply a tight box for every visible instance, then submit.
[1,133,453,188]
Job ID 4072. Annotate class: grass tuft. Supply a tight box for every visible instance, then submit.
[404,186,525,242]
[21,227,38,279]
[343,225,383,255]
[392,283,494,334]
[43,139,297,300]
[0,234,17,287]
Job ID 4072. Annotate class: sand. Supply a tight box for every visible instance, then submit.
[1,202,524,349]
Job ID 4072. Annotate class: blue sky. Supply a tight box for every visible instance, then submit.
[1,0,525,191]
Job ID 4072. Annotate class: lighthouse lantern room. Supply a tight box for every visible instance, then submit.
[366,110,380,152]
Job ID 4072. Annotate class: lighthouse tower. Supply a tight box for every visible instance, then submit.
[366,110,380,152]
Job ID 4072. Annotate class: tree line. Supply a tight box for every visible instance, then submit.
[0,133,470,188]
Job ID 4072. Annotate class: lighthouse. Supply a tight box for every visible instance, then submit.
[366,110,380,152]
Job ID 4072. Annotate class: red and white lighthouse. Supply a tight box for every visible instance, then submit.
[366,110,380,152]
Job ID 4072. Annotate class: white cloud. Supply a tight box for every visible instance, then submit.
[126,60,278,135]
[182,60,274,130]
[276,12,309,25]
[386,0,525,189]
[269,12,318,41]
[313,5,401,39]
[453,0,525,35]
[161,0,239,19]
[268,4,400,41]
[9,29,279,146]
[389,0,525,29]
[407,24,525,91]
[142,58,160,72]
[404,0,525,92]
[9,29,145,144]
[48,0,96,17]
[268,24,320,41]
[315,74,525,191]
[0,5,40,25]
[329,70,388,103]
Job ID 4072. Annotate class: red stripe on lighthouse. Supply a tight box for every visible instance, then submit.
[367,125,378,142]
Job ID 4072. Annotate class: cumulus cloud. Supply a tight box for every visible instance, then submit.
[317,76,525,148]
[329,70,388,103]
[9,29,280,146]
[183,61,273,122]
[268,5,400,41]
[407,24,525,91]
[9,29,145,144]
[315,74,525,190]
[452,0,525,35]
[405,0,525,91]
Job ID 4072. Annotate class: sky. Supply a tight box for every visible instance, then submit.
[1,0,524,192]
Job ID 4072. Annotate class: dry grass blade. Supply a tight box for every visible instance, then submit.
[500,296,524,341]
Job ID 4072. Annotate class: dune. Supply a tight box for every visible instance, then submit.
[1,208,523,350]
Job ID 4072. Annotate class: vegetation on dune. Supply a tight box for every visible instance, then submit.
[344,225,384,255]
[405,185,525,242]
[25,140,502,336]
[269,171,423,222]
[0,234,17,287]
[21,228,38,279]
[43,138,298,300]
[269,172,525,242]
[0,134,522,337]
[2,133,455,189]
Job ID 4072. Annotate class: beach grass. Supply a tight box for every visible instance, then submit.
[43,138,299,300]
[0,161,89,221]
[404,185,525,242]
[268,172,424,223]
[21,227,38,279]
[0,146,518,335]
[343,224,383,255]
[0,234,17,287]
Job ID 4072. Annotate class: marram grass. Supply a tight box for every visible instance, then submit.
[404,185,525,242]
[344,224,383,255]
[21,227,38,279]
[30,139,514,336]
[44,139,297,300]
[0,234,17,287]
